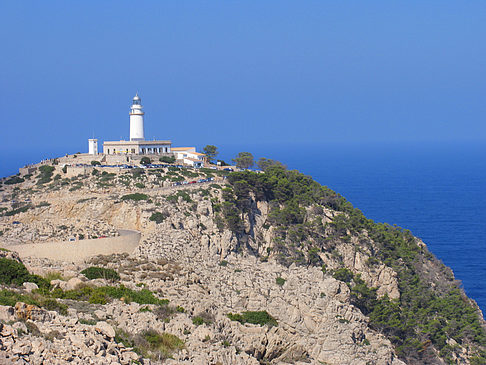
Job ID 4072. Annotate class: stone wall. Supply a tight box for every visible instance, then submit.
[3,230,140,262]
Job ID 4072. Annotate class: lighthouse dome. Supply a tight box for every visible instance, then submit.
[133,93,141,101]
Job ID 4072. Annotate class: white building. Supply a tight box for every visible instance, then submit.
[172,147,206,167]
[102,94,172,155]
[88,139,98,155]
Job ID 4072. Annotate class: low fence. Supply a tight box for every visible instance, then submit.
[2,230,141,263]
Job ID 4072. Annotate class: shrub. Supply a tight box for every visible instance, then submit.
[91,161,101,166]
[133,329,184,360]
[192,312,214,326]
[79,318,97,325]
[166,191,192,204]
[219,260,228,267]
[135,182,145,188]
[140,157,151,165]
[159,155,176,164]
[121,193,148,201]
[53,284,169,306]
[5,205,32,216]
[81,267,120,281]
[88,291,107,304]
[275,277,286,286]
[227,311,278,327]
[39,165,55,174]
[4,176,24,185]
[0,289,38,307]
[149,211,168,224]
[153,305,175,322]
[0,289,65,314]
[0,258,49,288]
[40,298,68,315]
[44,271,65,282]
[333,268,354,283]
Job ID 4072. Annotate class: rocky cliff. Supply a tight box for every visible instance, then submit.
[0,160,484,364]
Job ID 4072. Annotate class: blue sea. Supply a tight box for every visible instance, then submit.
[1,142,485,313]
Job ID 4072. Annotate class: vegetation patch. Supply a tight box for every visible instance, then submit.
[159,155,176,164]
[0,258,50,288]
[149,211,169,224]
[192,312,214,326]
[80,267,120,281]
[37,165,55,185]
[0,289,67,315]
[121,193,149,201]
[227,311,278,327]
[46,284,169,307]
[4,176,24,185]
[166,190,192,203]
[4,205,32,216]
[115,328,183,361]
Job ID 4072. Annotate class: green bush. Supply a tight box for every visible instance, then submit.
[140,157,151,165]
[81,267,120,281]
[39,165,55,174]
[333,268,354,283]
[166,191,192,204]
[0,289,66,314]
[149,211,168,224]
[159,155,176,164]
[5,205,32,216]
[227,311,278,327]
[91,161,101,166]
[0,258,49,288]
[121,193,148,201]
[116,328,183,361]
[192,312,214,326]
[50,284,169,307]
[4,176,24,185]
[0,289,39,307]
[275,277,286,286]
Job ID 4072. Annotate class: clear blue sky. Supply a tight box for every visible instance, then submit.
[0,1,485,170]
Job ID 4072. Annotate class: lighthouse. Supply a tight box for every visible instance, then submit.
[129,93,145,141]
[103,93,172,155]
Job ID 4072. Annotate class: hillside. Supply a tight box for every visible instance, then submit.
[0,158,485,364]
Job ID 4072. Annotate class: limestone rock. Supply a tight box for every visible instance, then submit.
[23,282,39,292]
[95,321,116,339]
[0,305,15,322]
[65,277,84,291]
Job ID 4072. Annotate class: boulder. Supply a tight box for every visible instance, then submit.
[23,282,39,292]
[95,321,116,339]
[65,277,84,291]
[0,305,15,322]
[14,302,52,322]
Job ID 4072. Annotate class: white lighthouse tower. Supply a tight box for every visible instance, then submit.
[88,139,98,155]
[129,93,145,141]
